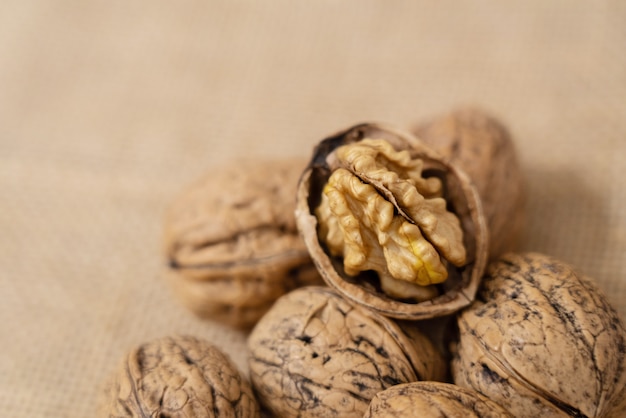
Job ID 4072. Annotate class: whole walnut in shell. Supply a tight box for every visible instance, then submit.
[413,107,525,259]
[364,382,512,418]
[295,123,488,320]
[247,286,447,418]
[164,158,322,328]
[451,252,626,418]
[99,335,260,418]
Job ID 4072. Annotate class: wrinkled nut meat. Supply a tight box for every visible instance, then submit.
[413,107,525,259]
[451,252,626,418]
[315,139,467,299]
[164,158,322,328]
[364,381,513,418]
[247,286,446,418]
[296,123,488,320]
[99,335,260,418]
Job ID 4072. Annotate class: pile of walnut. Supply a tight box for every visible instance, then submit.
[99,107,626,418]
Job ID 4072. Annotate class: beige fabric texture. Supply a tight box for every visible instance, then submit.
[1,1,625,416]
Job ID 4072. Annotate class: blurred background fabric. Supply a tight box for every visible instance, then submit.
[1,1,626,416]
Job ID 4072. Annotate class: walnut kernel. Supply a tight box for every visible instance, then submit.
[315,139,466,301]
[296,123,488,320]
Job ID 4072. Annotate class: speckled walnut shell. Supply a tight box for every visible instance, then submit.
[451,252,626,418]
[164,158,323,329]
[247,286,447,418]
[413,107,525,259]
[295,123,488,320]
[364,382,513,418]
[99,335,260,418]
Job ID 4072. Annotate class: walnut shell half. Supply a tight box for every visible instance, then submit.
[364,382,513,418]
[295,123,488,320]
[99,335,260,418]
[451,252,626,418]
[413,107,526,259]
[164,158,323,328]
[247,286,447,418]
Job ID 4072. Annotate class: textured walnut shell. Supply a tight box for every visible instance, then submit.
[247,286,447,418]
[295,123,488,320]
[451,252,626,418]
[413,107,525,259]
[164,158,323,328]
[364,382,513,418]
[99,335,260,418]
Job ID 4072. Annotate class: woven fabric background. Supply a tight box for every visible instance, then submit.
[1,1,625,416]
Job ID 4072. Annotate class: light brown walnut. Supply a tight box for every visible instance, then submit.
[451,252,626,418]
[296,123,488,320]
[247,286,446,418]
[364,382,513,418]
[413,107,525,259]
[99,335,260,418]
[164,158,322,328]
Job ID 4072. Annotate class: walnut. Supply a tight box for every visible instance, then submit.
[315,139,466,300]
[451,252,626,418]
[163,158,323,328]
[413,107,525,259]
[364,382,513,418]
[99,335,260,418]
[247,286,447,418]
[296,123,488,320]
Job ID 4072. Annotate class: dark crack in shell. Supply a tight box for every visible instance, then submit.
[164,158,323,328]
[247,286,446,418]
[451,252,626,418]
[364,381,513,417]
[99,335,260,418]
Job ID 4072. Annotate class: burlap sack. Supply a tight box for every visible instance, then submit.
[1,1,625,416]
